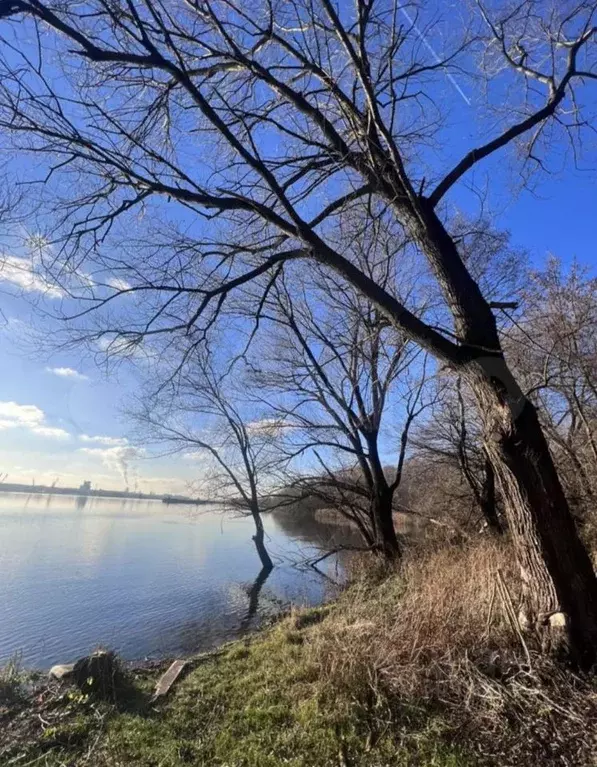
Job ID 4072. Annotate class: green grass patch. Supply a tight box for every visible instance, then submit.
[2,605,475,767]
[86,609,472,766]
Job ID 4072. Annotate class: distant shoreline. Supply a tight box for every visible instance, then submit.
[0,484,209,504]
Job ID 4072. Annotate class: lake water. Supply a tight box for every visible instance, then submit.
[0,493,349,669]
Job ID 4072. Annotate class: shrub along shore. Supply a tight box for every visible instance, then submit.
[2,538,597,767]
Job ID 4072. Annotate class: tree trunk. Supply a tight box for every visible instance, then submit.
[454,377,503,535]
[365,435,401,559]
[251,507,274,571]
[479,451,503,535]
[469,358,597,665]
[402,199,597,664]
[371,486,401,559]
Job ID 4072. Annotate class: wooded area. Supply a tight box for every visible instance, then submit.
[0,0,597,669]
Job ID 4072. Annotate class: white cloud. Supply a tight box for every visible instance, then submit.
[46,366,89,381]
[0,401,70,439]
[33,426,72,439]
[80,434,128,446]
[183,450,204,462]
[246,417,287,436]
[0,254,63,298]
[0,401,43,427]
[107,277,132,292]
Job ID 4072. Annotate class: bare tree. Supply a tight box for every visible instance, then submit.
[508,258,597,514]
[257,261,430,558]
[415,376,503,534]
[134,351,278,573]
[0,0,596,659]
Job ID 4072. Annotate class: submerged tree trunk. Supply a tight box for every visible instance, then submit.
[250,506,274,572]
[469,358,597,664]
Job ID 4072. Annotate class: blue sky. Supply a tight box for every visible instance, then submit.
[0,2,595,493]
[0,268,202,492]
[1,157,593,493]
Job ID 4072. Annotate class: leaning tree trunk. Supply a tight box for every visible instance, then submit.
[250,506,274,572]
[402,199,597,665]
[468,357,597,665]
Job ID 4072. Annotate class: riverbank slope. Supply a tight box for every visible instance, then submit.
[2,538,597,766]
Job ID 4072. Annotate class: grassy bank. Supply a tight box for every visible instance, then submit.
[2,539,597,766]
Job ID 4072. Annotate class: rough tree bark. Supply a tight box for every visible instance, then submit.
[366,436,401,558]
[454,378,503,535]
[473,364,597,662]
[370,486,400,559]
[479,453,502,535]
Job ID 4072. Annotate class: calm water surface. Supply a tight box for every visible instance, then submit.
[0,493,345,668]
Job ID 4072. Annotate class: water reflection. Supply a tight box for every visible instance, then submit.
[0,494,348,668]
[270,507,364,551]
[239,565,273,634]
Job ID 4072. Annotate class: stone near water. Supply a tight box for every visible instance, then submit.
[49,663,75,681]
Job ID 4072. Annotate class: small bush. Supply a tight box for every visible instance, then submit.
[0,652,25,704]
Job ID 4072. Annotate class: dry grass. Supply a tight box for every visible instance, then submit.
[0,652,26,705]
[307,538,597,765]
[4,539,597,766]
